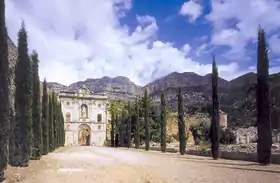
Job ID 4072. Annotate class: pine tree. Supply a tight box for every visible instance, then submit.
[115,114,119,147]
[257,27,272,165]
[11,22,33,167]
[111,110,115,147]
[0,0,10,180]
[127,101,132,148]
[48,94,54,152]
[160,89,167,153]
[31,51,42,159]
[120,109,125,147]
[210,56,220,160]
[177,87,186,155]
[135,98,140,149]
[42,79,49,154]
[144,88,150,151]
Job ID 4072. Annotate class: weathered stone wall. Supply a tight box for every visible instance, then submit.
[7,36,17,112]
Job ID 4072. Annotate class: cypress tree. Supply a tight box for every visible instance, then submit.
[110,110,115,147]
[42,79,49,154]
[60,106,65,147]
[115,114,119,147]
[31,51,42,159]
[56,102,60,147]
[120,109,125,147]
[52,91,57,149]
[257,27,272,165]
[135,98,140,149]
[0,0,9,180]
[210,56,220,160]
[177,87,186,155]
[127,101,132,148]
[12,22,33,167]
[160,89,167,153]
[48,94,54,152]
[144,88,150,151]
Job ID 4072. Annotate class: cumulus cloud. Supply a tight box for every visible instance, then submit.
[7,0,239,86]
[207,0,280,59]
[206,0,280,58]
[269,34,280,55]
[180,0,203,22]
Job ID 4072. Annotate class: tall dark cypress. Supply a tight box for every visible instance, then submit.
[0,0,9,180]
[144,88,150,151]
[60,106,65,147]
[12,22,33,167]
[52,91,57,149]
[257,27,272,165]
[42,79,49,154]
[31,51,42,159]
[120,109,125,147]
[210,56,220,160]
[115,114,119,147]
[127,101,132,148]
[135,98,140,149]
[110,110,115,147]
[160,90,167,153]
[48,94,54,152]
[177,87,186,155]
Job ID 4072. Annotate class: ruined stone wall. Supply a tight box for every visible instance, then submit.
[7,36,17,112]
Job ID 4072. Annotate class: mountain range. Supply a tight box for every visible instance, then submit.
[47,71,280,129]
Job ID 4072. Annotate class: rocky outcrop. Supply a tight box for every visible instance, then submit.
[7,36,17,112]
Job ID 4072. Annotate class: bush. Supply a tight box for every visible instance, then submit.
[190,120,210,145]
[220,128,236,144]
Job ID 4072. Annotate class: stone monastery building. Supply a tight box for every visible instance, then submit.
[58,86,109,146]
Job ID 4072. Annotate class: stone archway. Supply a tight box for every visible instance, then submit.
[78,124,91,146]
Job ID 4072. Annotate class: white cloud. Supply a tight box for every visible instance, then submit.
[182,44,191,55]
[207,0,280,58]
[180,0,203,22]
[269,34,280,55]
[195,43,208,57]
[6,0,240,86]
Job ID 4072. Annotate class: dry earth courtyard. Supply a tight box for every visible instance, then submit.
[3,146,280,183]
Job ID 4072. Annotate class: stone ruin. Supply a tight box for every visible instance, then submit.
[233,126,280,144]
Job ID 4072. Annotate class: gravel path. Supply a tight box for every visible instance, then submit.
[4,146,280,183]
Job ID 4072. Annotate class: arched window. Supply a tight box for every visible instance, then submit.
[66,112,71,122]
[97,114,102,122]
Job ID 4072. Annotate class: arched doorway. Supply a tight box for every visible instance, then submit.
[78,124,91,146]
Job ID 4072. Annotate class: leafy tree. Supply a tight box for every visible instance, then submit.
[177,87,186,155]
[11,22,33,167]
[160,90,167,152]
[42,79,49,154]
[127,101,132,148]
[144,88,150,151]
[256,27,272,165]
[210,56,220,160]
[0,0,10,179]
[48,94,54,152]
[135,98,140,149]
[31,51,42,159]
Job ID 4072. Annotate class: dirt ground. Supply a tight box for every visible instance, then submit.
[3,146,280,183]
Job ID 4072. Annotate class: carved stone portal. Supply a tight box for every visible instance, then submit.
[78,124,91,146]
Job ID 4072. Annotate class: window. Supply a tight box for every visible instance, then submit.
[98,104,101,107]
[98,125,102,130]
[97,114,102,122]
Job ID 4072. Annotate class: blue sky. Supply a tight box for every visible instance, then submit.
[6,0,280,86]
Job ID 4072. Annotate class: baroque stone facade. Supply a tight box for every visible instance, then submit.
[58,85,109,146]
